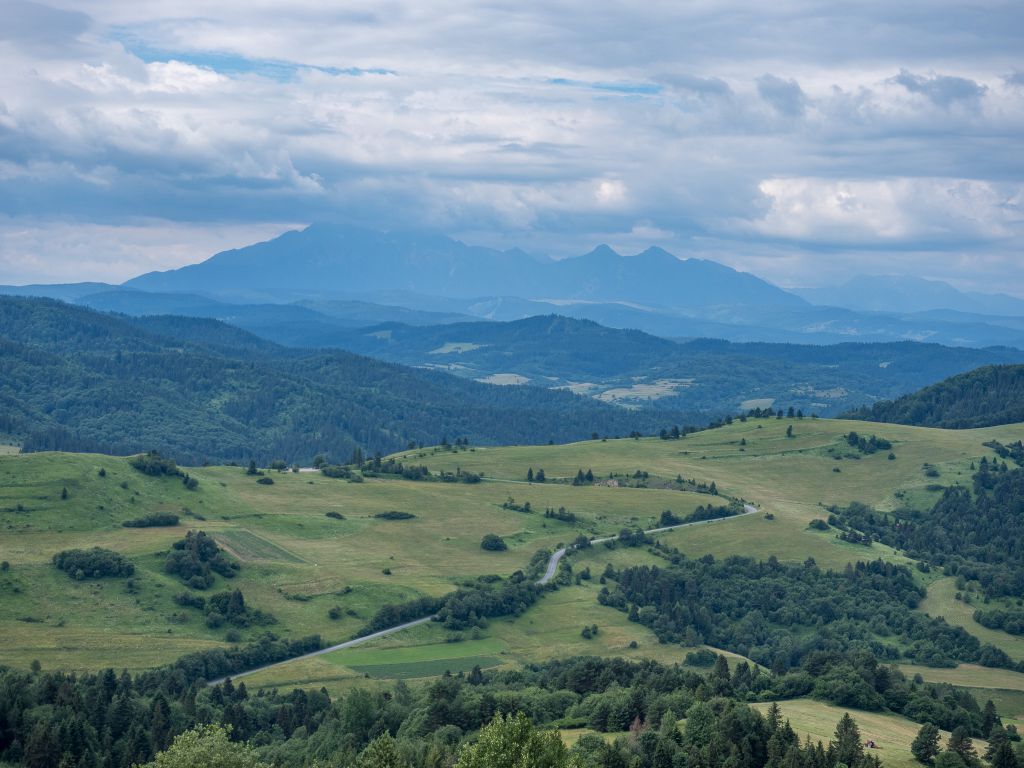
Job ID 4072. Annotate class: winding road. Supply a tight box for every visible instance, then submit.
[210,502,758,684]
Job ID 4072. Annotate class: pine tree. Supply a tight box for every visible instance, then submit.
[912,723,941,765]
[947,727,979,768]
[990,741,1019,768]
[831,713,864,767]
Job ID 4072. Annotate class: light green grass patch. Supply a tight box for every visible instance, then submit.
[752,698,983,768]
[214,528,306,563]
[350,656,502,679]
[919,578,1024,662]
[429,342,485,355]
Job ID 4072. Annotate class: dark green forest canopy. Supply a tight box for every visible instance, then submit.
[602,556,992,670]
[0,297,695,464]
[0,647,1000,768]
[828,465,1024,602]
[846,364,1024,428]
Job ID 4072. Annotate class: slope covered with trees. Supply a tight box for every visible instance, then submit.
[0,297,690,464]
[846,365,1024,428]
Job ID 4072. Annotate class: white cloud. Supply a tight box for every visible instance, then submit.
[0,218,303,284]
[751,178,1023,244]
[0,1,1021,291]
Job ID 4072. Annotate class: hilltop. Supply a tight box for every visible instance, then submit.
[847,364,1024,428]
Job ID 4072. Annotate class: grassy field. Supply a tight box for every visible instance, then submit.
[402,417,1016,565]
[752,699,984,768]
[0,416,1018,678]
[0,450,720,671]
[898,663,1024,731]
[919,578,1024,662]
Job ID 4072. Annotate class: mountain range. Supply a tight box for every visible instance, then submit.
[4,223,1020,349]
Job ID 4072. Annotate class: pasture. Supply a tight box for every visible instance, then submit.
[0,416,1018,682]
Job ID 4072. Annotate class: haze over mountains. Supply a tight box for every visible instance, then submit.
[4,223,1024,350]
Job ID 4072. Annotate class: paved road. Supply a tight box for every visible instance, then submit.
[208,616,435,685]
[209,502,758,684]
[536,503,758,585]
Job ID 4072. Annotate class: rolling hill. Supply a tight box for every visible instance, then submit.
[314,315,1024,414]
[847,364,1024,428]
[0,297,692,464]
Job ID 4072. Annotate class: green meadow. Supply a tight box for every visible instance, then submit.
[751,699,986,768]
[0,415,1020,689]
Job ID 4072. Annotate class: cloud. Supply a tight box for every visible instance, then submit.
[756,74,807,116]
[0,1,1021,294]
[890,68,988,107]
[0,217,303,284]
[749,177,1022,245]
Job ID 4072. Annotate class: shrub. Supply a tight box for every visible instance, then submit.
[480,534,508,551]
[123,512,179,528]
[174,592,206,610]
[374,510,415,520]
[325,511,345,520]
[684,649,718,667]
[164,530,238,589]
[808,519,830,531]
[53,548,134,580]
[129,451,182,477]
[256,476,274,485]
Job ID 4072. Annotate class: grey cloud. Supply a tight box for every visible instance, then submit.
[756,74,806,116]
[659,73,732,97]
[890,68,987,107]
[1,1,91,51]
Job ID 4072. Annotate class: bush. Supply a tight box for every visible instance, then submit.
[53,548,134,580]
[164,531,239,589]
[684,649,718,667]
[374,510,415,520]
[808,518,830,531]
[174,592,206,610]
[325,511,345,520]
[123,512,179,528]
[480,534,507,551]
[129,451,182,477]
[256,476,274,485]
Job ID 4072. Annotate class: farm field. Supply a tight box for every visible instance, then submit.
[0,415,1020,681]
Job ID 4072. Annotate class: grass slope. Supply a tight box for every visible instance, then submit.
[1,416,1020,681]
[752,699,985,768]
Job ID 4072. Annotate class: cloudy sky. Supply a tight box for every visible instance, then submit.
[1,1,1022,294]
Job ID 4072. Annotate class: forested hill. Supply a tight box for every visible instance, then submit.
[846,364,1024,428]
[0,297,692,464]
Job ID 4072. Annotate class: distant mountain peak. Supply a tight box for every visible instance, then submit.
[123,222,805,310]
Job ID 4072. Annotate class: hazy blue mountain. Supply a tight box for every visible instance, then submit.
[124,223,805,308]
[0,282,116,300]
[797,275,1024,316]
[74,289,475,347]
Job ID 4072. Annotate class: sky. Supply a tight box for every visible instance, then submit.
[0,1,1022,294]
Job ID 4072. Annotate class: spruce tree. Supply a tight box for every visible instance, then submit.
[912,723,941,765]
[831,713,864,767]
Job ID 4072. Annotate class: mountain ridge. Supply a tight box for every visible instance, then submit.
[124,223,805,309]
